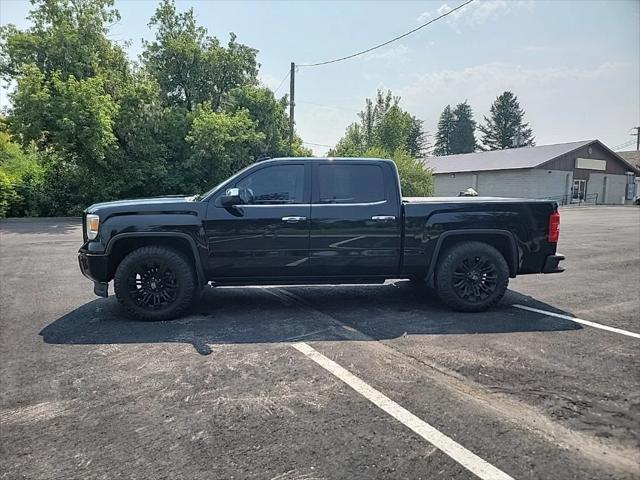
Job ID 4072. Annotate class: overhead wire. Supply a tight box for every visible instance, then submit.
[302,141,335,148]
[273,70,291,94]
[297,0,475,68]
[284,0,476,152]
[612,139,636,150]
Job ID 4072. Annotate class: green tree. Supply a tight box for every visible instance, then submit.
[229,85,310,158]
[1,0,131,214]
[433,105,455,156]
[450,101,476,154]
[143,0,258,111]
[331,123,365,157]
[479,91,534,150]
[0,0,309,216]
[186,104,265,190]
[330,89,427,158]
[10,67,119,168]
[363,147,432,197]
[0,0,129,84]
[0,127,45,217]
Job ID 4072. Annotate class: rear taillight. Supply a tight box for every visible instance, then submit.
[548,211,560,243]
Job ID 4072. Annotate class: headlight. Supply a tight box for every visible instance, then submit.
[86,214,100,240]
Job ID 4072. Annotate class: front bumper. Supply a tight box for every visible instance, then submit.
[542,253,565,274]
[78,251,110,297]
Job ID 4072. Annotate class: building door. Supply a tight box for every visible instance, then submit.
[572,179,586,203]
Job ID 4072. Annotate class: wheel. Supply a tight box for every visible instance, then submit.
[434,241,509,312]
[114,246,196,321]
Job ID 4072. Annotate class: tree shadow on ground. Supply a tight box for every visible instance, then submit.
[40,281,581,356]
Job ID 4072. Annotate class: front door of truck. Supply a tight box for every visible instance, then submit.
[204,163,311,278]
[308,161,401,277]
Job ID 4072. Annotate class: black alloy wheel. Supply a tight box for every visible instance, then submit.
[114,246,196,321]
[451,254,498,303]
[127,261,179,311]
[435,241,509,312]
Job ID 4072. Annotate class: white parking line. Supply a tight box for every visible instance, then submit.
[513,304,640,339]
[291,342,514,480]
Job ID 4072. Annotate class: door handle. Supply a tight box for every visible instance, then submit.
[282,216,307,223]
[371,215,396,222]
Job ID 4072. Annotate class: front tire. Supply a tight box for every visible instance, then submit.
[435,241,509,312]
[114,246,196,321]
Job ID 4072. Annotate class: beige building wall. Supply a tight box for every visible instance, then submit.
[588,173,629,204]
[433,169,571,199]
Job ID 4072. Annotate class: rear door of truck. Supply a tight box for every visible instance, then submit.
[308,160,401,276]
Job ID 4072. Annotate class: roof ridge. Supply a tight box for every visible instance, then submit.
[426,139,594,160]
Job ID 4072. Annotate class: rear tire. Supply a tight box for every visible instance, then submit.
[114,246,196,321]
[435,241,509,312]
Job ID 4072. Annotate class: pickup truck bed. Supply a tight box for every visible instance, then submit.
[78,157,563,320]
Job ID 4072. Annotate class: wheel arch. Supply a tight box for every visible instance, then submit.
[105,233,206,285]
[426,229,519,284]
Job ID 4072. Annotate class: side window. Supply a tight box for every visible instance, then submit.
[317,164,385,204]
[236,164,305,204]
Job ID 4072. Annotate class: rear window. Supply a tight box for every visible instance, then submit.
[317,164,385,204]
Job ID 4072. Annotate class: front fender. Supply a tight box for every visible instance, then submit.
[80,213,207,284]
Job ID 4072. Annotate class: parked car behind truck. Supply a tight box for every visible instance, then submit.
[78,157,564,320]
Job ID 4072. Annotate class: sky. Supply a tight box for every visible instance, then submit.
[1,0,639,156]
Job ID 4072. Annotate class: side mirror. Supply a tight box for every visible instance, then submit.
[221,188,252,207]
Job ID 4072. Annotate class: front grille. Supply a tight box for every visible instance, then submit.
[82,214,87,242]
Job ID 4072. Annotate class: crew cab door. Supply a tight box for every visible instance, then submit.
[309,161,401,276]
[204,163,311,278]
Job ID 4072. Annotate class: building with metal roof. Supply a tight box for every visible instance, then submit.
[425,140,639,205]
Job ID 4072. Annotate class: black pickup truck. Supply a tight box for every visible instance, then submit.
[79,157,564,320]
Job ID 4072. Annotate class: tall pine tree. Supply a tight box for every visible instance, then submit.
[478,91,534,150]
[433,105,455,156]
[450,101,476,154]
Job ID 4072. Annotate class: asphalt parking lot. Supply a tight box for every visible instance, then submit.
[1,206,639,480]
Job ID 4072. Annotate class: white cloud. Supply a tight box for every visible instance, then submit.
[401,61,631,98]
[417,10,432,24]
[417,0,532,33]
[362,44,411,62]
[397,61,638,149]
[259,72,280,91]
[282,60,639,157]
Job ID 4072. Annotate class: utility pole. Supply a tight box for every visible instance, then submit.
[289,62,295,148]
[632,126,640,151]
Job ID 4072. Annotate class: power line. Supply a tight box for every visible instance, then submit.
[303,141,334,148]
[612,139,636,150]
[297,0,475,68]
[273,70,291,94]
[296,100,356,113]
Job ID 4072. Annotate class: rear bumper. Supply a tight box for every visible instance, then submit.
[78,251,110,297]
[542,253,565,274]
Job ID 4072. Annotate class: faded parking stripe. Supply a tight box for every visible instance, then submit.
[513,304,640,339]
[292,342,514,480]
